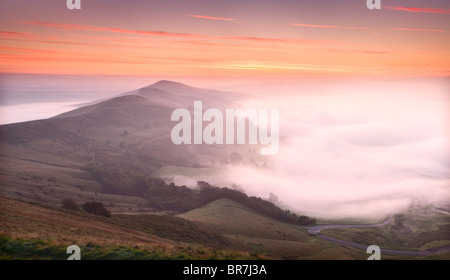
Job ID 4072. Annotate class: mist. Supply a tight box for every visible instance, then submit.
[172,78,450,220]
[0,73,163,124]
[1,74,448,220]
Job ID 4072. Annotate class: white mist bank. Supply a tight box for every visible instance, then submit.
[170,78,450,220]
[0,73,158,124]
[0,102,89,125]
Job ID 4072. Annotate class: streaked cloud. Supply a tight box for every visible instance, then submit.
[20,21,205,39]
[291,23,369,30]
[292,23,446,33]
[188,15,235,21]
[388,28,446,32]
[219,36,337,45]
[18,21,345,47]
[324,49,393,55]
[385,6,450,15]
[0,30,33,38]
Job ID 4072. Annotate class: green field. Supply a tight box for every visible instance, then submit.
[180,198,368,259]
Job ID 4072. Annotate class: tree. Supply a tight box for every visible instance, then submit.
[298,215,316,226]
[81,202,111,217]
[61,198,80,211]
[268,193,280,204]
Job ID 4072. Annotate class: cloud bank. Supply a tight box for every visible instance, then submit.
[171,78,450,220]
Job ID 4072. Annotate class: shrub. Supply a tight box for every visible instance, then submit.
[61,198,80,211]
[81,202,111,217]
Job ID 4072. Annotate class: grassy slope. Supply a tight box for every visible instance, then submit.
[0,146,154,214]
[0,197,255,260]
[179,198,366,259]
[2,196,447,260]
[0,196,368,260]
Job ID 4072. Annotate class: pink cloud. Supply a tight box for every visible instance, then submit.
[0,30,33,38]
[384,6,450,15]
[291,23,339,29]
[292,23,445,33]
[220,36,337,45]
[389,28,446,32]
[291,23,369,30]
[18,21,344,47]
[20,21,205,39]
[188,15,235,21]
[0,46,54,54]
[325,49,393,55]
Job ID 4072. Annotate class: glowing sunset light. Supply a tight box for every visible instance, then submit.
[0,0,448,78]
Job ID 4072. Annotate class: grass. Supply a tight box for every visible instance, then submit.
[0,235,177,260]
[180,198,309,241]
[0,235,262,260]
[179,198,368,259]
[0,197,259,260]
[107,214,231,248]
[1,196,448,260]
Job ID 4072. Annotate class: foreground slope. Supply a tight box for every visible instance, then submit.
[180,199,450,259]
[0,197,251,260]
[180,198,367,259]
[1,196,446,259]
[0,196,361,259]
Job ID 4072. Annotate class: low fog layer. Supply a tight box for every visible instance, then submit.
[173,78,450,220]
[0,74,157,124]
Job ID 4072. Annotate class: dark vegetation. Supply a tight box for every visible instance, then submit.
[81,202,111,217]
[85,163,316,226]
[61,198,80,211]
[61,198,110,217]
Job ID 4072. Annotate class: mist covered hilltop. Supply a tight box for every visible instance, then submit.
[0,77,449,259]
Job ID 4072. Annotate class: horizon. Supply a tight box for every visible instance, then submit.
[1,73,448,125]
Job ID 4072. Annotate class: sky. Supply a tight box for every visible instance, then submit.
[0,1,448,220]
[0,0,449,78]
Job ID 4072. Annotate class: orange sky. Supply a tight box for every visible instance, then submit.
[0,0,449,78]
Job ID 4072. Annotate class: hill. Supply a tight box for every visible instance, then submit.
[180,198,310,240]
[180,198,365,259]
[0,81,263,210]
[130,80,249,110]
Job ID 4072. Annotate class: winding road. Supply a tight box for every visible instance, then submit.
[303,216,450,256]
[305,215,393,235]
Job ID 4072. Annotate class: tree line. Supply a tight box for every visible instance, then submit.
[84,163,316,226]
